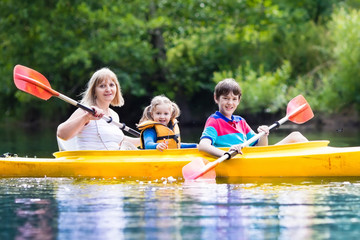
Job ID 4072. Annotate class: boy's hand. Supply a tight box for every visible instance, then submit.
[229,144,243,155]
[257,125,270,136]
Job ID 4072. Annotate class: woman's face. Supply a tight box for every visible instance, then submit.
[95,78,117,104]
[151,103,172,126]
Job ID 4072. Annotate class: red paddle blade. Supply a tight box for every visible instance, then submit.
[182,158,216,180]
[286,95,314,124]
[13,65,55,100]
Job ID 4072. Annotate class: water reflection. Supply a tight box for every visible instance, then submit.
[15,198,54,240]
[0,178,57,240]
[1,177,360,239]
[56,178,189,239]
[56,179,126,239]
[181,178,360,239]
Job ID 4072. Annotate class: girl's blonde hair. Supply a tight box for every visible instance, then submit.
[139,95,180,124]
[80,68,124,107]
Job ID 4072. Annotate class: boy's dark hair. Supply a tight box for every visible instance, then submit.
[214,78,242,100]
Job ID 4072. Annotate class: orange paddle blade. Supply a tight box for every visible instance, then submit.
[287,95,314,124]
[182,158,216,180]
[13,65,57,100]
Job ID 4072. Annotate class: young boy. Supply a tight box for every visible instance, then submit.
[198,78,307,157]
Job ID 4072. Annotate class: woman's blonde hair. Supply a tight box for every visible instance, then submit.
[139,95,180,124]
[80,68,124,107]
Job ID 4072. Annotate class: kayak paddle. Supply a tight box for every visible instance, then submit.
[13,64,141,137]
[182,94,314,180]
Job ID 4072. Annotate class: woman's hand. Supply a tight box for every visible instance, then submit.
[87,106,105,121]
[156,139,168,152]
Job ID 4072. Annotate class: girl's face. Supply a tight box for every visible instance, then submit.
[214,92,240,119]
[152,103,172,125]
[95,78,117,105]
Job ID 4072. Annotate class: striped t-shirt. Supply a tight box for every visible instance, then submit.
[200,111,258,147]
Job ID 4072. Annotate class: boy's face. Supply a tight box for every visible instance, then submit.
[214,92,240,119]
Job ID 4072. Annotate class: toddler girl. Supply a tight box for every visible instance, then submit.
[137,95,197,151]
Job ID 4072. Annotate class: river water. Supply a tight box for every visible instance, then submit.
[1,125,360,239]
[2,177,360,239]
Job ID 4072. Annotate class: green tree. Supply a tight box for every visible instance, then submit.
[320,7,360,112]
[1,0,360,125]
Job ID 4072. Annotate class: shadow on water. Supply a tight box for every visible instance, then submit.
[0,124,58,158]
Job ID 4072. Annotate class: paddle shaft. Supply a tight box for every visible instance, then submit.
[57,93,140,137]
[16,73,140,137]
[190,103,308,179]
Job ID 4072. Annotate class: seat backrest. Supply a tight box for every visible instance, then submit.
[57,136,78,151]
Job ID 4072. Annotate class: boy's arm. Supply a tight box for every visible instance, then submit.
[198,138,226,157]
[254,125,269,146]
[256,135,268,146]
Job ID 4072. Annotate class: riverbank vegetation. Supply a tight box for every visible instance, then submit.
[1,0,360,126]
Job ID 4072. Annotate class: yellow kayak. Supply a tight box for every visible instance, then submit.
[1,141,360,179]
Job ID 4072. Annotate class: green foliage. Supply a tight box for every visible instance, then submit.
[0,0,155,121]
[213,61,291,114]
[321,7,360,112]
[1,0,360,124]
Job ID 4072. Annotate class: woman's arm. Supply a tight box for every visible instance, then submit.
[123,136,140,147]
[57,109,91,140]
[57,106,104,140]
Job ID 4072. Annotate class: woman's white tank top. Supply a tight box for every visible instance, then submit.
[76,119,124,150]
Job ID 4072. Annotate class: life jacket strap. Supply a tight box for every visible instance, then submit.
[156,134,180,143]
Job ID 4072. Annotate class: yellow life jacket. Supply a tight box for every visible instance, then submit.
[137,120,181,149]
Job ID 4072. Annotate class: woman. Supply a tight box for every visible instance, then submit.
[57,68,139,150]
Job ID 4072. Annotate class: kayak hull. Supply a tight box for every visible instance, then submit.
[1,141,360,179]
